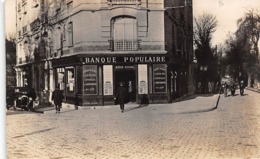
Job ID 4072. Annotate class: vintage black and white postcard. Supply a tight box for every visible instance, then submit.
[5,0,260,158]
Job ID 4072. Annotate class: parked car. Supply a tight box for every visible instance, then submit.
[6,87,31,111]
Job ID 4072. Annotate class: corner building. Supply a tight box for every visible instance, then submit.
[15,0,194,106]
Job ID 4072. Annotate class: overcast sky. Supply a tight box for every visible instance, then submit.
[194,0,260,46]
[4,0,260,45]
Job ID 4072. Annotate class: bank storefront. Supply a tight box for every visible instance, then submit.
[51,54,169,106]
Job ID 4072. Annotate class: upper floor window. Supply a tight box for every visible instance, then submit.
[110,17,139,51]
[68,22,73,46]
[177,31,184,57]
[22,25,27,34]
[18,3,21,11]
[22,0,27,5]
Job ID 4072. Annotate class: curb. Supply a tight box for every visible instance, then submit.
[246,87,260,93]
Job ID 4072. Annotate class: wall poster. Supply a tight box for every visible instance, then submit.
[138,64,148,94]
[153,64,167,93]
[83,65,98,95]
[103,65,113,95]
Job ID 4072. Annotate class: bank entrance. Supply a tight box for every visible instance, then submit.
[114,65,136,103]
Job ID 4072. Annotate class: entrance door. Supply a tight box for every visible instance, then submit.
[114,66,136,103]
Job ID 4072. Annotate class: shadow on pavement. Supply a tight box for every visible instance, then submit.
[179,105,218,115]
[164,94,220,115]
[124,104,149,113]
[174,94,216,103]
[13,127,56,138]
[60,109,78,114]
[6,108,44,116]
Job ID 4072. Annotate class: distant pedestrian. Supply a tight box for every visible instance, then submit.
[224,82,228,97]
[197,82,202,94]
[115,82,128,113]
[257,83,260,92]
[208,82,212,95]
[52,86,63,113]
[239,80,245,96]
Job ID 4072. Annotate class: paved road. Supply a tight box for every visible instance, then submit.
[6,91,260,159]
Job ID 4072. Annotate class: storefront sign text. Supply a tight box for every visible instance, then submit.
[85,56,166,64]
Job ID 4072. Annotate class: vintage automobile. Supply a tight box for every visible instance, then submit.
[6,87,31,111]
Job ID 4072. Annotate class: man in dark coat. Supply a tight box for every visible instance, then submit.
[115,82,127,113]
[52,86,63,113]
[27,88,37,111]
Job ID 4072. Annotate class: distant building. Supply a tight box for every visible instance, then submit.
[15,0,49,104]
[15,0,194,106]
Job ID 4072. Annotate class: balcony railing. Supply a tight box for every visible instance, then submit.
[108,0,141,5]
[109,39,141,51]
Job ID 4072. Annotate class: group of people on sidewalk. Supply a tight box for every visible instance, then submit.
[24,86,78,114]
[24,80,148,114]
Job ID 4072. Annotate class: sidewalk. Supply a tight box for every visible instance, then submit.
[34,93,220,115]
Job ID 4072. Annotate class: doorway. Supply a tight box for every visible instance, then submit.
[114,66,136,103]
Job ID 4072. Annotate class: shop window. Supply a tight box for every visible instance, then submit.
[138,65,148,94]
[110,17,139,51]
[103,65,113,95]
[153,64,167,93]
[57,68,65,90]
[83,65,98,95]
[66,68,75,95]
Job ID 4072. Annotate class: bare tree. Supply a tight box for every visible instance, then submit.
[6,38,16,86]
[237,9,260,57]
[193,13,218,93]
[194,13,217,48]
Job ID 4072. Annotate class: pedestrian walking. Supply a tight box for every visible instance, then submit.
[115,82,127,113]
[239,80,245,96]
[52,86,63,113]
[27,88,37,111]
[257,83,260,92]
[224,82,228,97]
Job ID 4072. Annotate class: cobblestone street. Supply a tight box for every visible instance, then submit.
[6,91,260,159]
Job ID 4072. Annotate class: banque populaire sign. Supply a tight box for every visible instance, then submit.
[85,56,168,64]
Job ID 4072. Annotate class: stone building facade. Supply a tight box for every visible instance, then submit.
[15,0,194,106]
